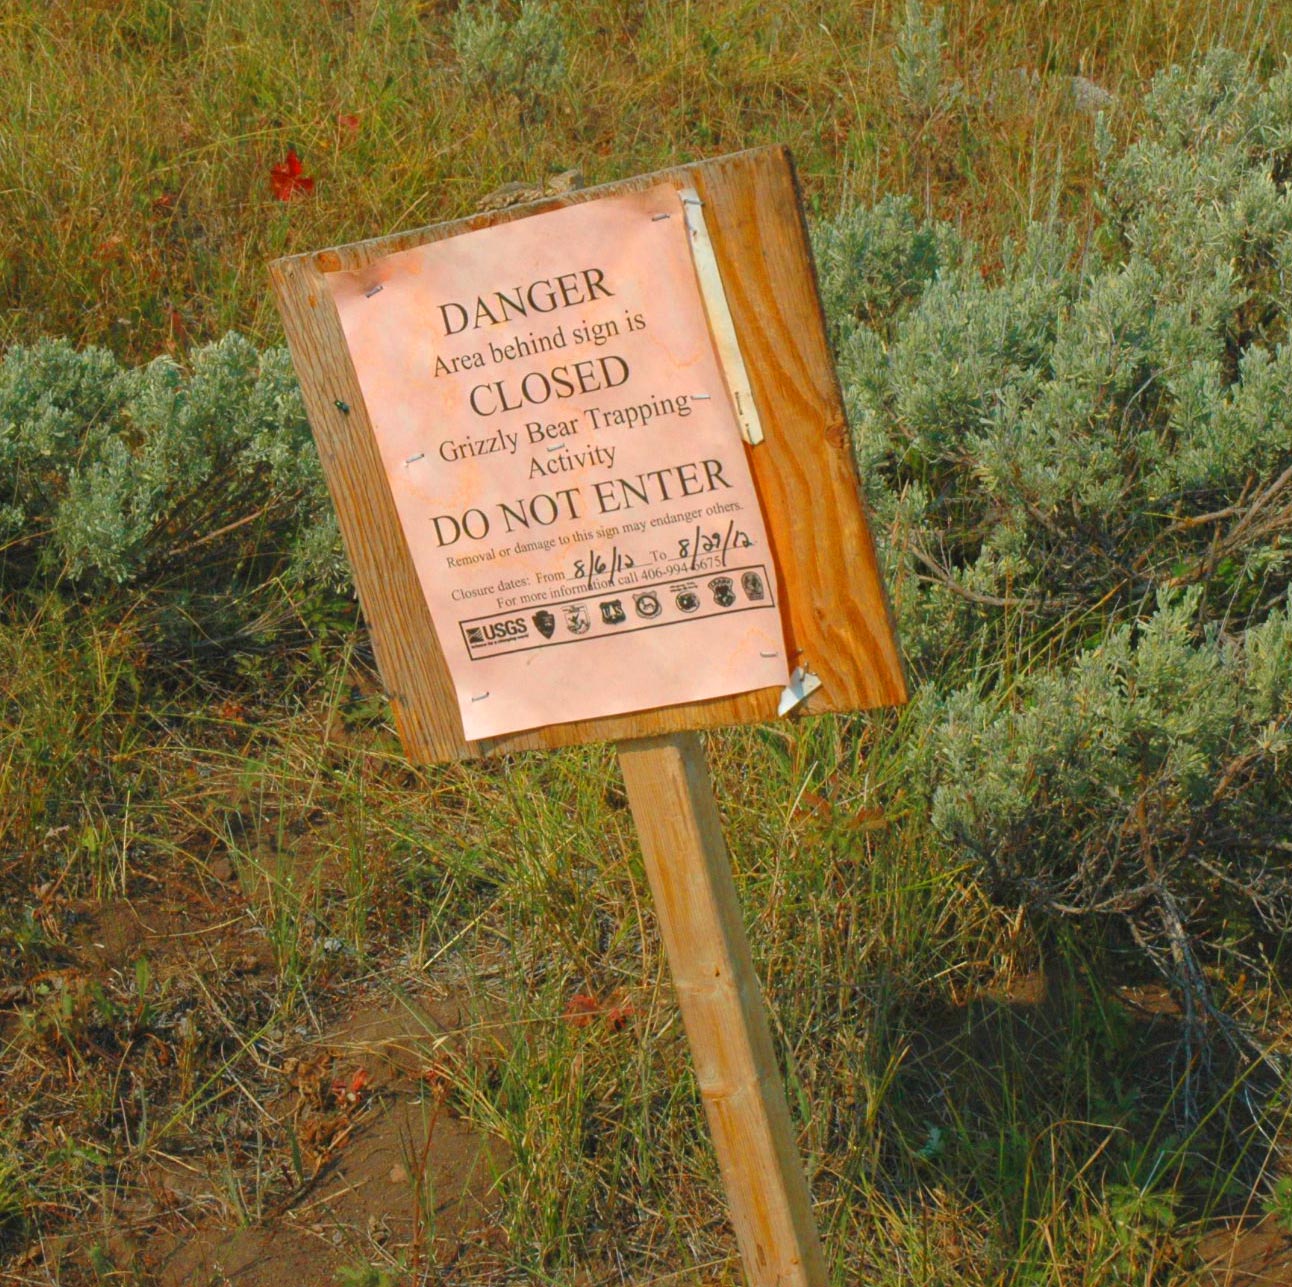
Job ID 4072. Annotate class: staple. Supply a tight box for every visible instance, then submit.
[471,692,490,702]
[692,393,711,400]
[363,283,384,298]
[333,399,350,414]
[651,212,671,221]
[547,444,566,452]
[760,651,779,658]
[404,452,425,465]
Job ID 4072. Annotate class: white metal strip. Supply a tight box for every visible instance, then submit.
[678,187,765,446]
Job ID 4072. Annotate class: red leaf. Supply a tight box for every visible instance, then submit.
[94,235,126,263]
[563,993,600,1028]
[419,1060,454,1096]
[337,112,361,140]
[792,789,832,822]
[564,991,636,1032]
[330,1066,370,1106]
[270,148,315,201]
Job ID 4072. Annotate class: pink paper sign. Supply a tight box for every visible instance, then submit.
[327,184,788,740]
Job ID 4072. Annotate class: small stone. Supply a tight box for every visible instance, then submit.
[388,1163,409,1185]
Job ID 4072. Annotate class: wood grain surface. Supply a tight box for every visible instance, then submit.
[269,145,906,761]
[618,732,828,1287]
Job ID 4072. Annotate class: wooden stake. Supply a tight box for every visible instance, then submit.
[617,732,828,1287]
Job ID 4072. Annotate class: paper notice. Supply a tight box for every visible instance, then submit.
[327,184,788,740]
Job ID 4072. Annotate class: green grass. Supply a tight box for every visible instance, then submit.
[4,1,1292,1283]
[3,0,1290,361]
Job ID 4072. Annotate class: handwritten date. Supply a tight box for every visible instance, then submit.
[572,546,635,588]
[677,522,753,569]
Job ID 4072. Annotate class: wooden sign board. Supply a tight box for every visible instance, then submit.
[270,145,905,760]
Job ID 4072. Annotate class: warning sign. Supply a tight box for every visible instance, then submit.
[326,184,788,739]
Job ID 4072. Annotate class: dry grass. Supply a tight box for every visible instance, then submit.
[2,0,1289,360]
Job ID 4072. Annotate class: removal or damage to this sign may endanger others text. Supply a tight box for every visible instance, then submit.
[327,184,788,739]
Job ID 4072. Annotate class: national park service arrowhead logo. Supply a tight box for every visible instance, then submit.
[532,610,556,638]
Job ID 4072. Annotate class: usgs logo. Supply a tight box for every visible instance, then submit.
[466,618,528,647]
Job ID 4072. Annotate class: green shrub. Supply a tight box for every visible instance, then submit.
[0,333,344,649]
[931,588,1291,926]
[817,50,1292,1095]
[891,1,960,122]
[820,51,1292,680]
[451,0,568,115]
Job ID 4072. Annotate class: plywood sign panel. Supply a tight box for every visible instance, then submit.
[270,145,906,761]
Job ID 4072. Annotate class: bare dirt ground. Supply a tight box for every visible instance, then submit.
[1198,1218,1292,1286]
[146,993,507,1286]
[1,851,516,1286]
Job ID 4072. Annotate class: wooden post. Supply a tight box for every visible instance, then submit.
[618,732,828,1287]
